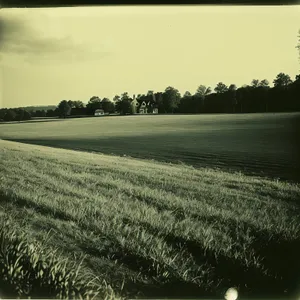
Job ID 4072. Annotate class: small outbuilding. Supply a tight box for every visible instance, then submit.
[94,109,105,116]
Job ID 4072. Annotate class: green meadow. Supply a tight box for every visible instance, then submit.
[1,113,300,182]
[0,113,300,299]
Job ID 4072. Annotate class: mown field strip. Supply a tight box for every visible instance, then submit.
[1,113,299,182]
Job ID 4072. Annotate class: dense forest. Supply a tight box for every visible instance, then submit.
[1,72,300,122]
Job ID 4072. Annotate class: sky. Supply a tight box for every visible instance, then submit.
[0,5,300,108]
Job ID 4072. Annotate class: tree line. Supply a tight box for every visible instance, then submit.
[1,72,299,122]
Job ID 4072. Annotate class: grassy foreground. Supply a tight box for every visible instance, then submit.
[0,139,300,299]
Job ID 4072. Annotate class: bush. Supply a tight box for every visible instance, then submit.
[0,221,118,299]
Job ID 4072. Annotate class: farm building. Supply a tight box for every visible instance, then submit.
[94,109,105,116]
[131,98,158,114]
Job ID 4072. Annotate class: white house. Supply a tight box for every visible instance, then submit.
[94,109,105,116]
[139,101,147,114]
[131,99,158,114]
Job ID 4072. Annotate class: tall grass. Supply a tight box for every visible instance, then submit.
[0,139,299,298]
[0,217,120,299]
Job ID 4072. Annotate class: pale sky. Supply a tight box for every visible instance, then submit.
[0,5,300,108]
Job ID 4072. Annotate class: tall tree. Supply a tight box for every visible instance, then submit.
[296,29,300,67]
[179,91,195,113]
[214,82,228,94]
[259,79,270,87]
[195,85,211,113]
[101,98,115,114]
[17,109,25,122]
[0,109,7,120]
[86,96,102,115]
[3,110,17,121]
[289,74,300,111]
[162,86,181,113]
[113,95,120,102]
[228,84,237,113]
[154,92,164,113]
[68,101,86,116]
[273,73,293,88]
[121,92,130,101]
[183,91,192,97]
[58,100,71,118]
[23,110,31,120]
[72,100,84,109]
[236,85,252,113]
[251,79,260,88]
[228,84,237,91]
[114,93,132,115]
[46,109,55,117]
[116,99,132,115]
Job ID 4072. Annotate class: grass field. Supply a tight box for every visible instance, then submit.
[1,113,300,183]
[1,138,300,299]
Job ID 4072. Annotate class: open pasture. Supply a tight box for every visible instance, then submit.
[1,112,300,182]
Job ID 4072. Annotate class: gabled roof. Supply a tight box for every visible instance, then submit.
[131,99,139,107]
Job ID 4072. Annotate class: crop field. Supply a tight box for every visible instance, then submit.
[1,137,300,299]
[1,112,300,183]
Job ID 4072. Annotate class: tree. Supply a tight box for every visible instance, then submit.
[23,110,31,120]
[228,84,237,113]
[147,90,154,97]
[195,85,211,113]
[114,93,132,115]
[68,101,86,116]
[68,100,84,109]
[271,73,293,111]
[36,110,46,117]
[86,96,102,115]
[296,29,300,66]
[214,82,228,94]
[179,91,195,113]
[17,109,24,122]
[113,95,120,102]
[115,99,132,115]
[236,85,252,113]
[120,92,130,101]
[228,84,237,91]
[251,79,260,88]
[46,109,55,117]
[162,86,181,113]
[290,74,300,111]
[273,73,293,88]
[0,109,7,120]
[183,91,192,97]
[58,100,71,118]
[67,100,74,108]
[196,85,211,98]
[101,98,115,114]
[54,108,60,116]
[259,79,269,87]
[154,92,164,113]
[15,109,31,121]
[3,110,17,121]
